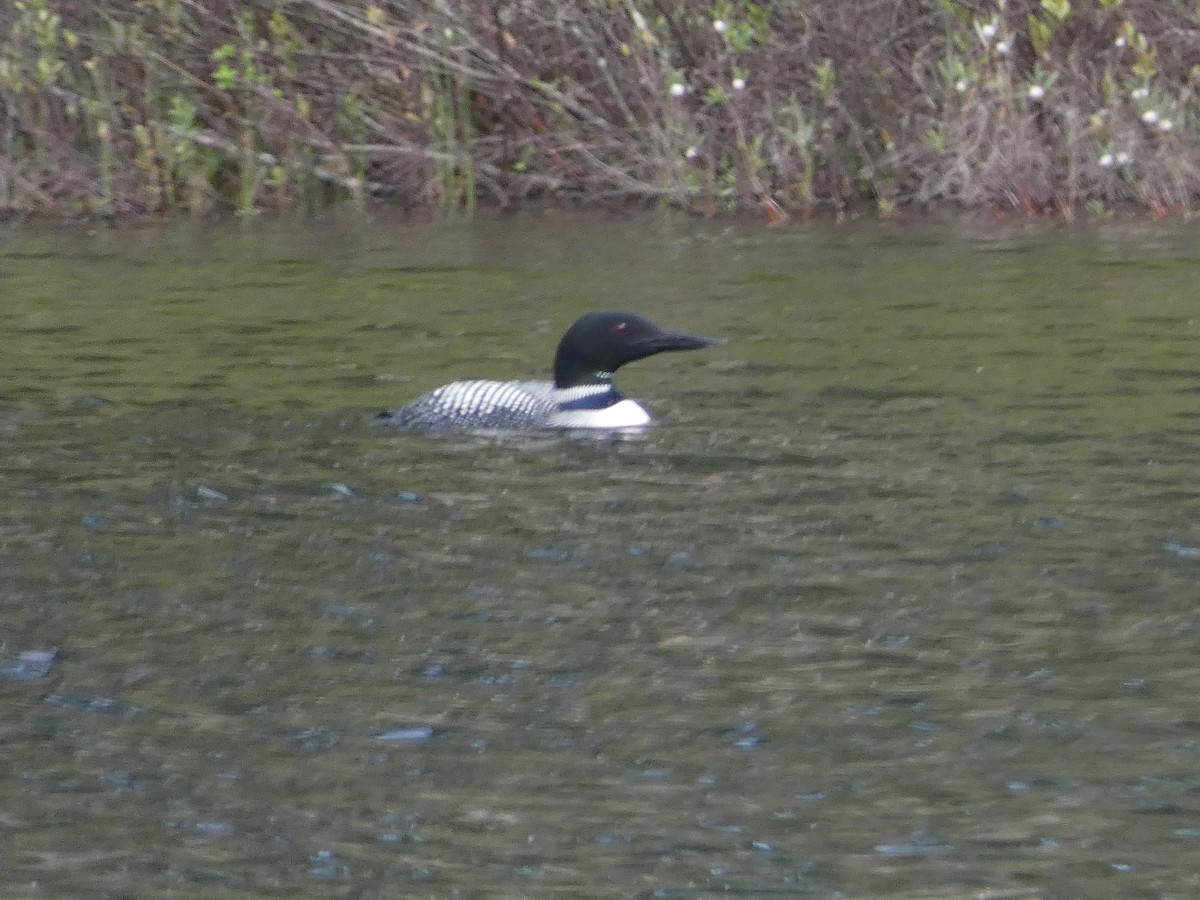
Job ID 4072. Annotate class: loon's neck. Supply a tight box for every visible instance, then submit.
[554,369,613,390]
[553,379,622,411]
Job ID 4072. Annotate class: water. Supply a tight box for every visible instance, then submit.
[3,212,1200,898]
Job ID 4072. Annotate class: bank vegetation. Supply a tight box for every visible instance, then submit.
[2,0,1199,220]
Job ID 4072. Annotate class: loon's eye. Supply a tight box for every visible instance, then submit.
[614,322,628,335]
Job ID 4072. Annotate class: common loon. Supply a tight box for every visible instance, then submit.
[375,311,723,430]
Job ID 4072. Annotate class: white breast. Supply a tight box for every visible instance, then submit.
[547,399,651,429]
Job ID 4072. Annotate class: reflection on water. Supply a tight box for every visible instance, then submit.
[3,213,1200,898]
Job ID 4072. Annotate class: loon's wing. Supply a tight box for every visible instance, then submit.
[375,379,559,430]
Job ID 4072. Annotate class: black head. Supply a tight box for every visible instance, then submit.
[552,311,724,388]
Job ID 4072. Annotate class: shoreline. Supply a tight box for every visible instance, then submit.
[2,2,1198,222]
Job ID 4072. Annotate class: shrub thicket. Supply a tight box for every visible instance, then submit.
[1,0,1197,218]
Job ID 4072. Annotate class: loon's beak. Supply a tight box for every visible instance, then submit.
[637,330,726,354]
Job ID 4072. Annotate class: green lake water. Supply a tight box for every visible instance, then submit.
[2,212,1199,898]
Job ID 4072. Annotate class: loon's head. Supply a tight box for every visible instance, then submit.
[552,311,724,389]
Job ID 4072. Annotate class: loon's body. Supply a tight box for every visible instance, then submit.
[376,311,722,431]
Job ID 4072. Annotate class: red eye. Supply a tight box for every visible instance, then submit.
[614,322,628,335]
